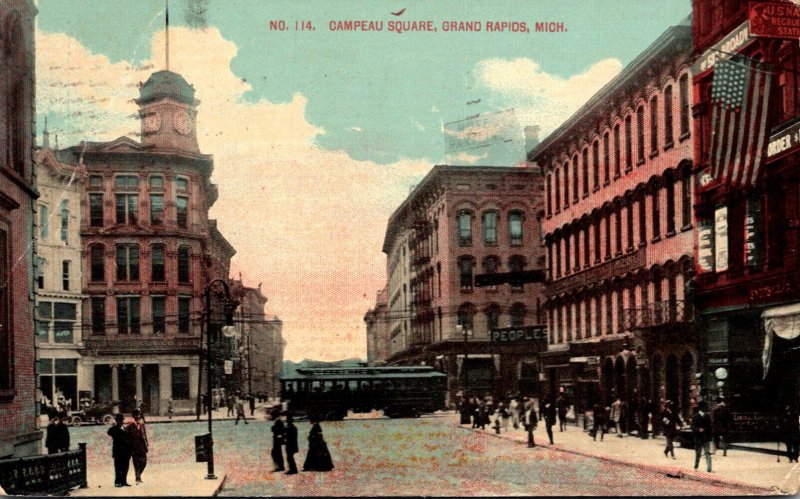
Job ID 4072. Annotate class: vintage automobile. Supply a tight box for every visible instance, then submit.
[68,401,116,426]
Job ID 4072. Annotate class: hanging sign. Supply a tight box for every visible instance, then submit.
[714,206,729,272]
[224,360,234,375]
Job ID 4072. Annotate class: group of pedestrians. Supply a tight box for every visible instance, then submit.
[270,409,334,474]
[107,409,149,487]
[460,393,560,446]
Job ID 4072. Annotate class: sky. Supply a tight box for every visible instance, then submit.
[34,0,690,361]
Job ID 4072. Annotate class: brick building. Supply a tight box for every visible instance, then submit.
[0,0,41,458]
[530,21,698,420]
[58,69,234,415]
[33,133,87,414]
[692,0,800,415]
[381,165,546,405]
[364,287,390,364]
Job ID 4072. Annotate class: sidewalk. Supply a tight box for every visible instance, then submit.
[70,464,226,497]
[455,415,800,495]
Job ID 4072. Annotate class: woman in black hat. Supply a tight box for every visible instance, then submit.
[302,415,334,472]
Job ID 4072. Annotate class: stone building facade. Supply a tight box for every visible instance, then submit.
[530,21,698,420]
[0,0,41,458]
[382,165,546,405]
[364,287,390,364]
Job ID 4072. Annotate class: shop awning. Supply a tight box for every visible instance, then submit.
[761,302,800,378]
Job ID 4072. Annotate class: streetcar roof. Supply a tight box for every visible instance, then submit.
[281,366,446,381]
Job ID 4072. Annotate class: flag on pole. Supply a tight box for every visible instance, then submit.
[708,56,772,187]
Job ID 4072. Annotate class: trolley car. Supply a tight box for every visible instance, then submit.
[280,366,447,420]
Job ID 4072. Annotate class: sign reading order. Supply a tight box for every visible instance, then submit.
[749,1,800,39]
[489,325,547,344]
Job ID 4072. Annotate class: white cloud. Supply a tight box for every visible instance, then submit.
[36,27,431,361]
[474,57,623,138]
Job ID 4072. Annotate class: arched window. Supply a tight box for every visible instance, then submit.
[485,303,501,331]
[592,140,600,190]
[115,244,139,281]
[509,254,527,291]
[572,155,579,201]
[563,162,570,208]
[457,210,473,246]
[664,85,674,146]
[510,302,527,327]
[582,148,589,195]
[457,302,476,335]
[625,115,633,171]
[458,256,475,291]
[650,96,659,154]
[508,210,523,246]
[60,200,69,243]
[636,105,645,163]
[679,73,690,137]
[546,174,553,216]
[613,124,621,178]
[603,133,610,185]
[554,169,561,212]
[482,210,498,245]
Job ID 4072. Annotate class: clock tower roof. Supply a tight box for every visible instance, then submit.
[136,70,196,106]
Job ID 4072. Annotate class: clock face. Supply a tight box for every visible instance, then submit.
[143,112,161,133]
[174,109,192,135]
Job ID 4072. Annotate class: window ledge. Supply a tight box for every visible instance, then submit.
[593,186,600,193]
[679,131,691,142]
[637,158,645,166]
[665,230,677,238]
[651,235,662,243]
[638,241,647,248]
[603,180,610,187]
[664,141,674,151]
[582,192,589,199]
[614,173,621,180]
[649,150,659,159]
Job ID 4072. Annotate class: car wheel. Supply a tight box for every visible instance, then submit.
[102,414,114,425]
[70,415,82,426]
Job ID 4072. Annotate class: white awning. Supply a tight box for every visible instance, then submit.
[761,302,800,378]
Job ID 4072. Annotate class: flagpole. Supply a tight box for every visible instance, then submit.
[165,0,170,71]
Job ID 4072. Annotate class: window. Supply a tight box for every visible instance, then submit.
[546,174,552,216]
[115,194,138,224]
[636,106,645,163]
[509,255,526,291]
[555,239,562,277]
[482,211,497,244]
[89,194,103,227]
[679,74,690,137]
[176,196,188,229]
[625,116,633,171]
[61,260,70,291]
[457,303,475,335]
[650,96,659,154]
[582,148,589,195]
[604,214,611,259]
[613,125,621,177]
[459,257,474,291]
[150,194,164,225]
[546,243,553,280]
[564,234,571,274]
[509,211,523,246]
[152,296,166,334]
[60,200,69,243]
[664,85,674,146]
[592,141,600,190]
[39,205,48,239]
[115,175,139,190]
[178,296,191,333]
[89,175,103,188]
[117,296,141,334]
[53,303,76,344]
[563,162,570,208]
[91,297,105,335]
[116,244,139,281]
[627,203,634,250]
[485,304,501,331]
[554,170,561,212]
[510,302,526,327]
[681,176,692,228]
[457,211,472,246]
[176,177,189,191]
[171,367,190,399]
[574,230,580,271]
[666,179,676,234]
[36,301,52,342]
[90,244,105,282]
[594,220,601,263]
[482,255,500,291]
[151,244,165,282]
[652,188,661,240]
[603,133,610,184]
[572,156,579,201]
[639,196,647,245]
[583,225,590,267]
[178,246,191,283]
[615,208,622,255]
[35,256,44,289]
[149,175,164,189]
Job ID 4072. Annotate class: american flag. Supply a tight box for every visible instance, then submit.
[708,56,772,187]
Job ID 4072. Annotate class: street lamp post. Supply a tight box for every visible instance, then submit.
[457,324,468,396]
[203,279,238,481]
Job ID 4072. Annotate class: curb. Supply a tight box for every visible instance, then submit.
[457,424,778,495]
[212,474,227,497]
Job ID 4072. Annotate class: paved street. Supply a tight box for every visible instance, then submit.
[67,414,752,496]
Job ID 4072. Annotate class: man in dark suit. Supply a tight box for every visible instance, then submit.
[107,413,132,487]
[284,413,299,474]
[692,401,713,473]
[270,409,285,472]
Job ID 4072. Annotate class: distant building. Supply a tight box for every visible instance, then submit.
[58,69,235,415]
[364,287,389,364]
[0,0,41,458]
[381,165,546,405]
[33,137,86,414]
[530,21,696,419]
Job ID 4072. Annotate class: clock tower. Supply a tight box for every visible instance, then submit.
[136,70,200,153]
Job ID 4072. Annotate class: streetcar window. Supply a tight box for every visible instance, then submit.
[361,381,369,391]
[385,380,394,391]
[374,381,383,391]
[312,381,320,393]
[349,380,358,391]
[335,380,345,390]
[322,381,333,392]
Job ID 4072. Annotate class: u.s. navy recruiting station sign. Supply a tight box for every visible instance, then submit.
[749,1,800,39]
[489,326,547,344]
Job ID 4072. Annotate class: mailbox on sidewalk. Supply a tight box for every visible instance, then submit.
[195,433,211,462]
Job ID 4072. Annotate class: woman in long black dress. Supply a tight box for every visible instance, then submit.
[302,415,334,472]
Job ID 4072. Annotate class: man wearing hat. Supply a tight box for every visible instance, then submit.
[107,413,132,487]
[711,396,731,456]
[270,409,286,472]
[127,408,149,483]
